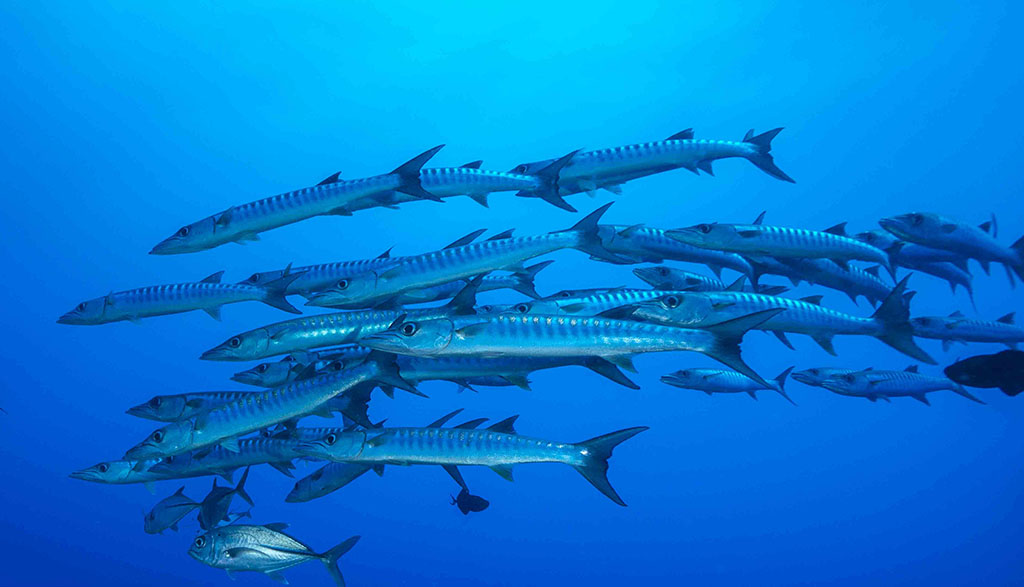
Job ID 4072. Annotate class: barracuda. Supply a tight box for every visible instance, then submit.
[123,355,410,461]
[626,276,935,363]
[69,459,170,487]
[360,308,782,387]
[147,436,316,482]
[821,366,984,405]
[661,367,795,404]
[669,215,896,273]
[911,311,1023,351]
[791,367,865,389]
[200,280,480,362]
[294,411,648,506]
[496,288,688,317]
[57,271,302,325]
[633,266,789,295]
[304,203,623,309]
[773,258,891,307]
[126,387,369,425]
[854,229,970,270]
[594,224,755,279]
[879,212,1024,283]
[510,128,795,197]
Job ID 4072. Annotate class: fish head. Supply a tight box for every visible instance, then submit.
[853,229,899,249]
[504,300,557,315]
[188,531,223,567]
[124,421,194,461]
[304,271,380,309]
[791,368,844,387]
[476,302,517,314]
[632,292,712,326]
[57,296,109,325]
[151,214,227,255]
[238,268,288,287]
[667,223,737,249]
[201,329,270,361]
[70,460,136,483]
[295,430,363,461]
[126,395,187,421]
[909,316,945,337]
[231,361,293,387]
[508,159,553,176]
[659,369,700,388]
[148,452,194,475]
[820,372,871,394]
[361,318,454,356]
[632,266,692,289]
[879,212,952,242]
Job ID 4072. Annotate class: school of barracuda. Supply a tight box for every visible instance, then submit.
[60,127,1024,585]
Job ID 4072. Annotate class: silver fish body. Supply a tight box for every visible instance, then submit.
[879,213,1023,277]
[596,224,755,278]
[144,486,200,534]
[821,368,984,404]
[912,312,1023,348]
[661,367,795,403]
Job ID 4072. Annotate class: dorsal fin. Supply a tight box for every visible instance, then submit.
[487,229,515,241]
[949,311,965,318]
[454,418,488,430]
[460,160,483,169]
[666,128,694,141]
[799,295,823,305]
[725,277,746,292]
[998,312,1015,324]
[486,415,519,434]
[428,409,464,428]
[317,171,342,186]
[173,485,186,496]
[200,271,225,284]
[263,523,289,532]
[904,365,919,373]
[978,221,992,234]
[444,229,487,249]
[743,129,755,141]
[617,224,644,238]
[824,223,848,236]
[445,275,484,315]
[376,247,393,259]
[753,211,766,225]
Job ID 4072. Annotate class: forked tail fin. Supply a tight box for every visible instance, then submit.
[259,268,307,314]
[521,150,581,212]
[321,535,361,587]
[773,366,797,405]
[701,308,786,388]
[234,466,254,507]
[509,261,555,299]
[572,426,648,506]
[742,128,795,183]
[871,275,936,364]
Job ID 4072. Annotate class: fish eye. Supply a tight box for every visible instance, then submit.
[514,303,530,313]
[558,291,571,298]
[514,164,529,174]
[664,296,680,308]
[401,323,419,336]
[149,397,162,408]
[256,364,268,373]
[248,273,260,283]
[325,434,338,445]
[808,369,818,376]
[697,224,712,234]
[177,226,190,237]
[911,214,924,226]
[680,370,690,377]
[331,362,343,371]
[658,267,669,276]
[311,470,323,481]
[98,463,109,473]
[479,305,493,313]
[194,537,206,548]
[843,375,855,383]
[228,337,241,348]
[152,430,164,443]
[336,279,349,290]
[76,302,86,311]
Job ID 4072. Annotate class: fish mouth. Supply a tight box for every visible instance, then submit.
[659,375,685,386]
[124,444,160,461]
[68,470,94,481]
[230,372,261,385]
[124,406,151,418]
[789,373,817,386]
[631,268,659,284]
[199,347,234,361]
[304,292,342,308]
[293,442,325,457]
[56,313,81,325]
[359,332,404,350]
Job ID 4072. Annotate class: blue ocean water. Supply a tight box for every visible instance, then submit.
[2,1,1023,585]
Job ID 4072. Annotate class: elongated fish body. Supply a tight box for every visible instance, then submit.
[200,304,465,362]
[670,223,891,268]
[912,312,1023,348]
[387,270,544,306]
[123,362,387,460]
[821,368,983,404]
[880,213,1024,278]
[791,367,862,388]
[296,417,648,505]
[232,359,308,388]
[777,258,891,306]
[854,229,969,268]
[190,524,359,586]
[396,355,637,390]
[903,262,973,299]
[506,288,686,317]
[633,266,788,295]
[661,367,794,403]
[511,128,794,187]
[285,462,374,503]
[145,486,200,534]
[596,224,755,278]
[70,459,172,485]
[150,437,315,480]
[57,271,301,325]
[241,257,402,297]
[126,390,357,423]
[151,146,444,255]
[305,204,616,309]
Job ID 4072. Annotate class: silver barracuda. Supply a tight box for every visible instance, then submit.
[632,266,789,295]
[903,261,974,303]
[668,214,897,273]
[144,486,201,535]
[510,128,795,199]
[360,308,783,387]
[661,367,795,404]
[69,459,170,488]
[911,311,1023,351]
[57,271,303,325]
[149,436,324,482]
[304,203,624,309]
[625,276,935,363]
[200,280,480,362]
[791,367,865,389]
[773,258,891,307]
[294,411,648,506]
[232,346,373,387]
[151,145,445,255]
[879,213,1024,282]
[497,288,689,317]
[189,524,359,586]
[820,366,984,405]
[123,354,412,461]
[594,224,755,279]
[854,229,970,270]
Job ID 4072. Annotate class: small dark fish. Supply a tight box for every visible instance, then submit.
[197,467,254,530]
[945,350,1024,396]
[450,488,490,515]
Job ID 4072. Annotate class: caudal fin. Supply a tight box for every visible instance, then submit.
[773,366,797,405]
[742,128,795,183]
[509,261,555,299]
[561,202,633,263]
[521,150,580,212]
[234,466,254,507]
[871,275,936,365]
[320,535,361,587]
[1011,235,1024,282]
[701,308,786,388]
[391,145,445,202]
[572,426,648,506]
[951,382,986,405]
[365,351,420,396]
[259,267,306,314]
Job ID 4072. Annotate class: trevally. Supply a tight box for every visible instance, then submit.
[196,467,254,531]
[57,271,302,325]
[144,486,200,535]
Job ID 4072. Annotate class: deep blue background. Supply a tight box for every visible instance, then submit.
[2,2,1022,585]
